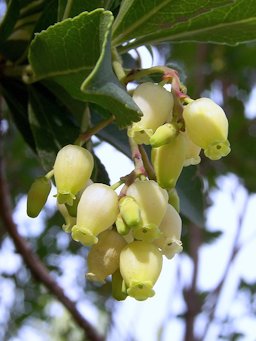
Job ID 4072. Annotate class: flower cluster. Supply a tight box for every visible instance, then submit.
[26,74,230,301]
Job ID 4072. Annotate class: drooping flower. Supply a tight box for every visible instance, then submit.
[86,230,126,283]
[154,204,183,259]
[54,145,94,206]
[126,180,168,242]
[128,82,174,144]
[71,183,118,246]
[182,98,230,160]
[152,133,186,189]
[120,241,163,301]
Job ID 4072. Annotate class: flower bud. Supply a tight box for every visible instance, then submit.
[54,145,94,206]
[126,180,168,242]
[120,241,163,301]
[115,213,130,235]
[152,133,186,189]
[71,183,118,246]
[112,269,127,301]
[182,131,201,166]
[57,203,76,233]
[128,83,174,144]
[119,196,142,228]
[86,230,126,283]
[154,204,183,259]
[182,98,231,160]
[27,176,51,217]
[150,123,177,148]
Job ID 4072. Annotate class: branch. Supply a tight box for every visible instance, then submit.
[183,223,203,341]
[0,118,104,341]
[200,193,250,340]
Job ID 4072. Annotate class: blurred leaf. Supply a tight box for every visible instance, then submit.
[1,78,35,151]
[28,9,141,128]
[177,166,205,227]
[28,83,80,171]
[0,0,58,61]
[203,229,223,244]
[113,0,240,48]
[58,0,104,20]
[0,0,20,41]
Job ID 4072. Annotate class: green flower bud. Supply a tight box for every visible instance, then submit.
[120,241,163,301]
[126,180,168,242]
[54,145,94,206]
[150,123,177,148]
[112,269,127,301]
[71,183,119,246]
[119,196,142,228]
[182,98,231,160]
[27,176,51,218]
[182,131,201,166]
[115,213,130,235]
[167,188,180,213]
[57,204,76,233]
[128,83,174,144]
[86,230,126,283]
[154,204,183,259]
[152,133,186,189]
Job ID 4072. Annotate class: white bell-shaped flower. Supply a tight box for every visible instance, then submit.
[128,82,174,144]
[86,230,126,283]
[120,241,163,301]
[54,145,94,205]
[71,183,119,245]
[154,204,183,259]
[183,98,230,160]
[126,180,168,242]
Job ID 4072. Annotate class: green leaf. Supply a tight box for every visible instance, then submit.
[176,166,205,227]
[58,0,104,20]
[113,0,256,49]
[28,84,80,171]
[90,104,131,158]
[28,9,141,128]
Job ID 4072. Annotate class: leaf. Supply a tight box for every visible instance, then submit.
[58,0,104,20]
[91,154,110,185]
[1,78,36,151]
[0,0,58,61]
[112,0,256,49]
[0,0,20,42]
[176,166,205,227]
[90,104,131,158]
[28,83,80,171]
[28,9,141,128]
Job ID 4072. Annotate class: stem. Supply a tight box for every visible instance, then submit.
[129,137,147,177]
[0,105,103,341]
[62,0,74,20]
[183,223,203,341]
[45,169,54,179]
[75,116,115,146]
[111,180,124,191]
[138,145,155,180]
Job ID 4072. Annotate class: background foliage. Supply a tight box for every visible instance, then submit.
[0,1,256,340]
